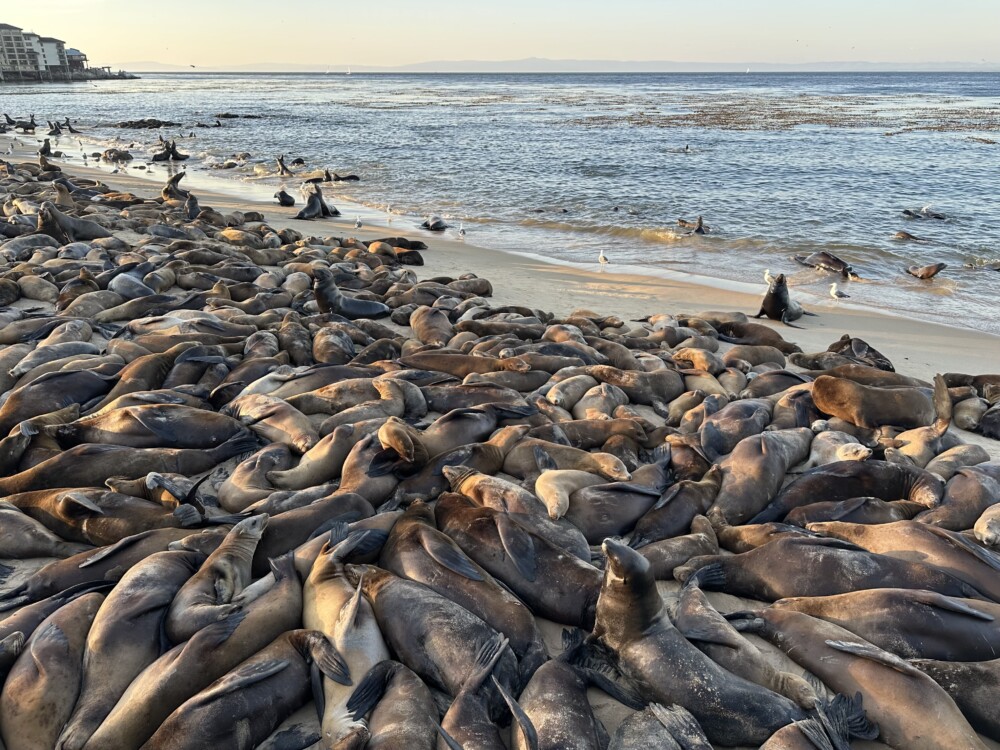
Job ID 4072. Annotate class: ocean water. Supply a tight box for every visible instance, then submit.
[3,72,1000,334]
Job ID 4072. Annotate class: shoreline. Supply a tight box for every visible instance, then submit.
[5,131,997,389]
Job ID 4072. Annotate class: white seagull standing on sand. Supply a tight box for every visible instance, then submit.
[599,250,610,269]
[763,269,775,284]
[830,283,850,299]
[458,223,466,237]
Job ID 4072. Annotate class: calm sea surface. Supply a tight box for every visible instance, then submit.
[3,72,999,333]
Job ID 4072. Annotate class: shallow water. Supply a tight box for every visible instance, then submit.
[4,71,999,333]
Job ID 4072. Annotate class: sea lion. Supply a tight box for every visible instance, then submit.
[812,374,935,429]
[305,537,390,750]
[143,630,349,750]
[380,501,548,680]
[792,250,860,279]
[783,496,925,526]
[165,514,269,643]
[975,502,1000,547]
[632,515,719,579]
[55,549,207,750]
[753,460,944,523]
[50,403,248,449]
[917,462,1000,530]
[0,592,104,750]
[84,554,303,750]
[421,215,448,231]
[343,661,438,750]
[807,519,1000,602]
[753,274,815,328]
[224,393,319,452]
[436,493,601,630]
[344,564,519,721]
[313,267,390,320]
[731,608,986,750]
[772,587,1000,661]
[674,536,983,601]
[708,427,813,525]
[587,540,809,747]
[0,500,92,559]
[788,429,871,472]
[630,467,722,546]
[907,262,946,279]
[274,189,296,207]
[609,703,715,750]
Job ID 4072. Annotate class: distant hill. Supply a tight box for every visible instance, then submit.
[114,58,1000,74]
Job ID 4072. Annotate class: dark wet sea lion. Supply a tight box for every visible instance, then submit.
[732,607,986,750]
[588,540,809,747]
[630,467,722,545]
[907,262,946,279]
[313,267,391,319]
[675,536,984,601]
[344,661,438,750]
[753,274,815,328]
[144,630,349,750]
[792,250,859,279]
[772,587,1000,661]
[274,189,296,207]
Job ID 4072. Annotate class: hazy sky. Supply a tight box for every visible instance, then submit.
[6,0,999,68]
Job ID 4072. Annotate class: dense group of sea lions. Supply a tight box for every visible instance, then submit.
[1,146,1000,750]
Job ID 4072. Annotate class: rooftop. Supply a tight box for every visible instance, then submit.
[39,37,65,44]
[0,23,24,31]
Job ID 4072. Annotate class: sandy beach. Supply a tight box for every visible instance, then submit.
[2,131,1000,749]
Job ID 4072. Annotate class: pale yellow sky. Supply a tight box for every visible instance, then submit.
[4,0,998,69]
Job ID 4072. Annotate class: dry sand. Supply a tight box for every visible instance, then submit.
[3,136,1000,748]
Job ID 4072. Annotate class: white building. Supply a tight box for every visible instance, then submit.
[39,37,68,73]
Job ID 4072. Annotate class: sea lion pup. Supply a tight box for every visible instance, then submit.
[223,393,319,452]
[585,539,810,747]
[313,266,391,319]
[436,493,601,629]
[85,553,303,750]
[534,467,606,519]
[0,592,105,750]
[792,250,860,279]
[443,465,590,561]
[783,496,925,526]
[274,189,296,207]
[707,427,813,525]
[630,515,719,579]
[673,571,819,710]
[907,262,946,278]
[772,587,1000,661]
[752,459,944,523]
[787,429,871,473]
[910,657,1000,742]
[305,535,390,750]
[753,273,816,328]
[143,629,350,750]
[0,500,92,559]
[342,661,437,750]
[975,502,1000,547]
[265,422,372,490]
[916,461,1000,530]
[922,443,990,481]
[55,549,207,750]
[343,564,520,721]
[807,519,1000,602]
[629,467,722,545]
[380,501,548,681]
[439,634,537,750]
[48,403,248,449]
[610,703,715,750]
[390,424,529,503]
[730,608,984,750]
[165,514,269,643]
[674,535,983,601]
[421,214,448,231]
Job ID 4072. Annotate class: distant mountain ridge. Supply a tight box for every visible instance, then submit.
[115,57,1000,74]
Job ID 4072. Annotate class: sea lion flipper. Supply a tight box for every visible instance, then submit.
[346,661,396,720]
[491,675,538,750]
[78,534,147,567]
[309,634,352,686]
[192,658,291,704]
[436,725,463,750]
[579,668,646,710]
[419,529,485,581]
[673,595,744,649]
[921,524,1000,572]
[790,719,837,750]
[780,313,805,329]
[907,590,994,621]
[532,445,558,472]
[824,640,924,677]
[649,704,713,748]
[495,515,537,581]
[59,491,105,518]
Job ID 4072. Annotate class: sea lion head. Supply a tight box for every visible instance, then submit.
[233,512,269,539]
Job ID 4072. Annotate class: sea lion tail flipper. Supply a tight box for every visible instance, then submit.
[579,668,646,710]
[931,373,952,434]
[310,634,352,686]
[649,704,712,748]
[465,634,509,690]
[491,675,539,750]
[532,444,559,472]
[789,719,837,750]
[676,559,724,587]
[495,514,537,581]
[824,640,924,676]
[366,447,404,477]
[802,310,819,317]
[490,403,537,420]
[827,691,879,742]
[17,421,38,437]
[781,314,805,329]
[722,611,766,633]
[420,530,484,581]
[190,658,291,705]
[753,308,766,319]
[346,662,397,720]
